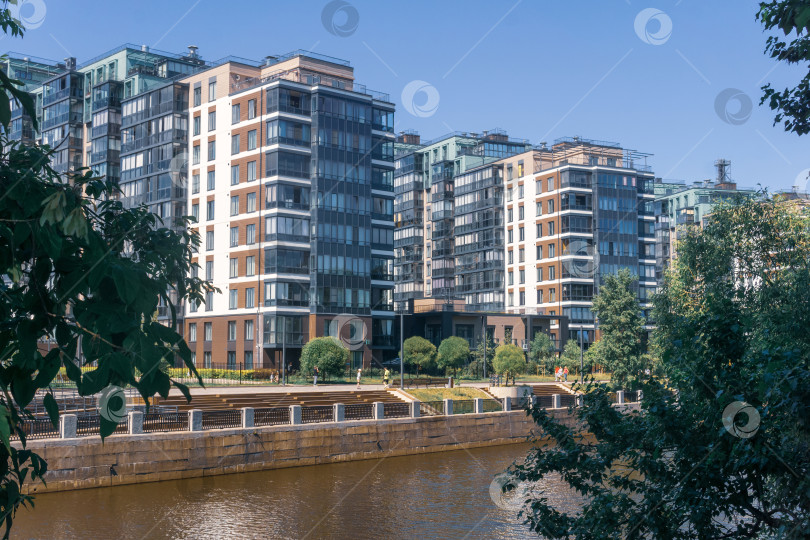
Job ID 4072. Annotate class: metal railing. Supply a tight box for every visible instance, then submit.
[143,412,188,433]
[13,418,59,440]
[201,410,242,430]
[510,396,533,410]
[419,401,444,417]
[254,407,291,426]
[483,399,503,413]
[453,400,476,415]
[344,403,374,420]
[77,414,129,437]
[301,406,333,424]
[12,392,628,440]
[383,402,410,418]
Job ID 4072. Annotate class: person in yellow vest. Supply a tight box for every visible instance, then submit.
[383,368,390,389]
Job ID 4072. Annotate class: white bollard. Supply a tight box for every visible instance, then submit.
[333,403,345,422]
[128,411,143,435]
[241,407,254,428]
[59,414,77,439]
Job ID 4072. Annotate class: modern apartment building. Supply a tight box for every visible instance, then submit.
[5,44,206,182]
[500,137,657,347]
[653,159,756,282]
[181,51,396,371]
[393,130,532,311]
[8,44,396,370]
[2,53,64,145]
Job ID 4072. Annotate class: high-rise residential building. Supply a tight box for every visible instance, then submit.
[181,51,396,370]
[393,130,532,311]
[2,53,65,145]
[500,137,657,347]
[5,44,207,182]
[9,44,396,370]
[6,45,210,333]
[653,159,756,282]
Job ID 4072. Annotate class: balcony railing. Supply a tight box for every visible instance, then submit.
[265,200,310,211]
[263,332,306,346]
[43,87,82,106]
[92,97,121,111]
[42,111,83,130]
[121,129,188,153]
[264,233,310,243]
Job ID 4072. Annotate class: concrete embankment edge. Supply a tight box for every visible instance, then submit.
[19,409,575,494]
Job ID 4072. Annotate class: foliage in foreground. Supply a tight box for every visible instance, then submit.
[506,195,810,539]
[0,9,213,535]
[758,0,810,135]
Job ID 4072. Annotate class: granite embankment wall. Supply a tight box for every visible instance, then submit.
[20,409,575,494]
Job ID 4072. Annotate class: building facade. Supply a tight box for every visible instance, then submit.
[181,51,396,371]
[501,137,657,348]
[653,159,756,282]
[393,130,531,311]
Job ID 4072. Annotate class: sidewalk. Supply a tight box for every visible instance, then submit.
[165,379,593,397]
[167,383,392,397]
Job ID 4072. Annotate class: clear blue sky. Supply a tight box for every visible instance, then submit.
[7,0,808,191]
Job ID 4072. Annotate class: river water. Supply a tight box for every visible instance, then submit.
[13,443,581,539]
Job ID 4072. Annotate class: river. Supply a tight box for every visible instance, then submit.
[12,442,584,539]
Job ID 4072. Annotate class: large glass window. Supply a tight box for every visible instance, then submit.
[266,119,311,146]
[266,183,310,210]
[266,151,310,179]
[264,281,309,306]
[264,248,309,274]
[265,216,310,241]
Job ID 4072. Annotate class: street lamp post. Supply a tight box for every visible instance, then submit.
[399,307,404,389]
[579,328,585,384]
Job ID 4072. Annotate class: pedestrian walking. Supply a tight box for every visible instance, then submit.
[313,366,319,386]
[383,368,390,389]
[563,366,569,382]
[554,366,560,382]
[356,368,362,389]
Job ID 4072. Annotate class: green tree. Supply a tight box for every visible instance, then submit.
[528,332,556,376]
[505,195,810,538]
[758,0,810,135]
[559,339,583,376]
[468,334,495,378]
[591,268,646,388]
[0,10,212,535]
[437,336,469,374]
[492,343,525,379]
[403,336,437,373]
[300,337,348,379]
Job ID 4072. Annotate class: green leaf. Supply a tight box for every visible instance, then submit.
[112,268,137,306]
[99,416,118,440]
[0,90,10,128]
[62,357,82,384]
[10,371,35,409]
[0,406,11,454]
[172,381,192,404]
[43,393,59,430]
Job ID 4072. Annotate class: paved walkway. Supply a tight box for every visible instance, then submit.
[165,380,595,397]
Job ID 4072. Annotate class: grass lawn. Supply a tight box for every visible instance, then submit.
[405,387,493,401]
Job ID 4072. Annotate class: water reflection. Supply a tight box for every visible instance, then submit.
[14,443,583,539]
